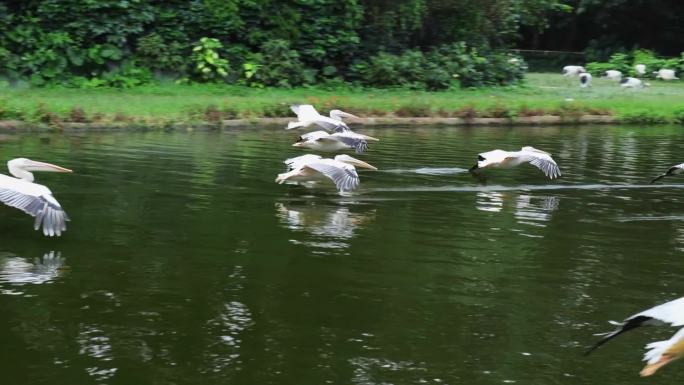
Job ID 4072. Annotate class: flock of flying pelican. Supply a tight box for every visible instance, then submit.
[2,102,684,377]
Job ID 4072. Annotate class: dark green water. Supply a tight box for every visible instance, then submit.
[2,125,684,385]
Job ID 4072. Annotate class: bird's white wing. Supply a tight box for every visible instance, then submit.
[284,154,322,170]
[290,104,320,121]
[518,150,561,179]
[643,327,684,365]
[299,131,330,141]
[634,297,684,326]
[0,177,69,237]
[304,160,359,192]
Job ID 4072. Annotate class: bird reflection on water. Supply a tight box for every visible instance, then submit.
[0,250,66,286]
[275,201,376,249]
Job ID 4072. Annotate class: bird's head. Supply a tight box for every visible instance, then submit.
[334,155,377,170]
[8,158,73,182]
[470,152,498,172]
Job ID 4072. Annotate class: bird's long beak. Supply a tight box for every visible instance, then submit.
[359,134,380,141]
[349,158,378,170]
[292,142,306,147]
[25,160,73,173]
[469,164,479,172]
[336,111,360,120]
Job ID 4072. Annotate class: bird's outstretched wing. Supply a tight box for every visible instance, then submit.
[516,149,561,179]
[304,162,360,192]
[284,154,322,170]
[585,297,684,355]
[290,104,320,121]
[0,188,69,236]
[328,135,369,154]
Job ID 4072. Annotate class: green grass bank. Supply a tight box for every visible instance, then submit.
[1,73,684,128]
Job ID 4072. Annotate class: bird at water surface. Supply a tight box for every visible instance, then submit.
[586,297,684,377]
[276,154,377,193]
[292,130,379,155]
[286,104,359,132]
[0,158,72,236]
[469,146,561,179]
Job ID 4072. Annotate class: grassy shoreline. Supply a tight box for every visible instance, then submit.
[1,73,683,128]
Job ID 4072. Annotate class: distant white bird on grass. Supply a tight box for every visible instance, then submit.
[621,77,648,88]
[276,154,377,193]
[292,130,379,154]
[579,72,592,88]
[635,64,647,76]
[469,146,561,179]
[585,297,684,377]
[655,69,679,80]
[651,163,684,184]
[0,158,73,236]
[562,65,585,76]
[287,104,359,132]
[604,70,622,81]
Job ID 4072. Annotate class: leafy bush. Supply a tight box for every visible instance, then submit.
[585,62,614,77]
[191,37,230,82]
[355,43,525,90]
[249,40,309,88]
[136,33,186,75]
[587,49,681,79]
[607,53,630,74]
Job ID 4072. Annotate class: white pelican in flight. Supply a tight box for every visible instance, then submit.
[287,104,359,132]
[651,162,684,183]
[469,146,561,179]
[0,158,72,236]
[586,297,684,376]
[276,154,377,193]
[293,130,379,154]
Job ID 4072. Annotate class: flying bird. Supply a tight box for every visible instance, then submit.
[287,104,359,132]
[292,130,379,154]
[0,158,72,236]
[470,146,561,179]
[586,297,684,377]
[275,154,377,193]
[651,163,684,184]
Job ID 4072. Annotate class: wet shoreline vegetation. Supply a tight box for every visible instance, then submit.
[1,74,683,130]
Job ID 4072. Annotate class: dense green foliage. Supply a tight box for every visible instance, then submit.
[0,0,566,89]
[586,50,684,78]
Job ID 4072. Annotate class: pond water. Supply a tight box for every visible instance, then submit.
[2,125,684,384]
